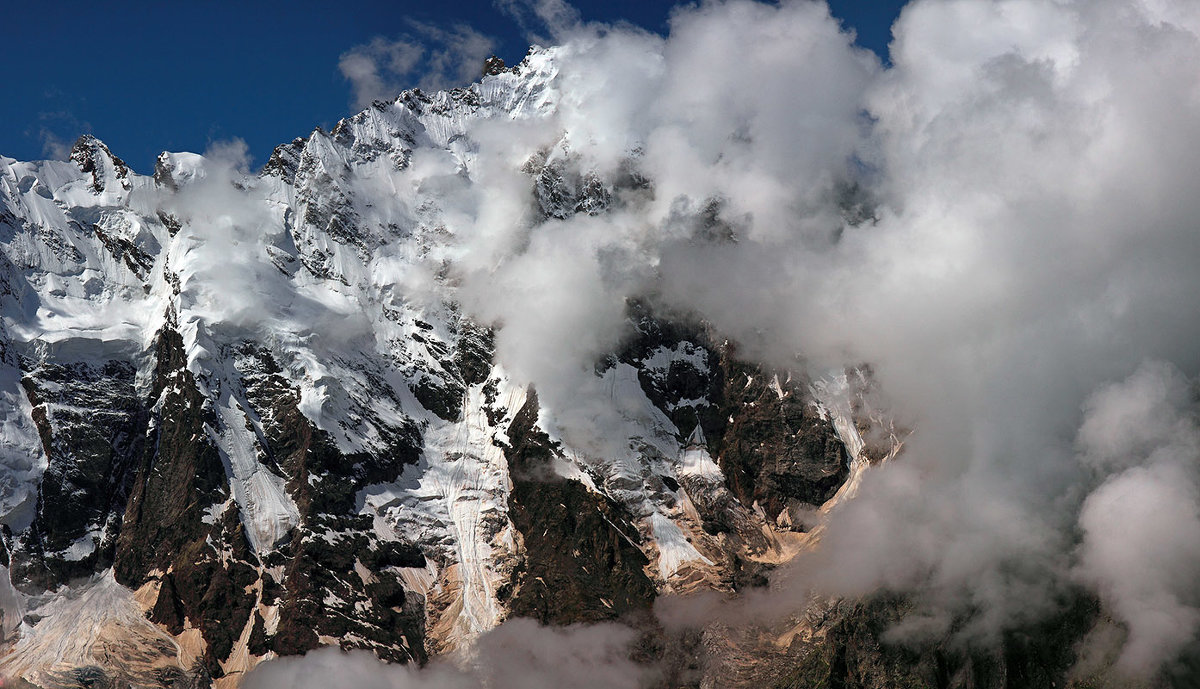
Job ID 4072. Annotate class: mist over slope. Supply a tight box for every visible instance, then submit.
[2,0,1200,687]
[407,0,1200,677]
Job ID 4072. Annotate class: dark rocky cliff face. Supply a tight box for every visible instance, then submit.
[2,323,431,681]
[119,329,429,677]
[114,326,228,585]
[503,390,657,625]
[1,294,863,686]
[11,358,144,592]
[619,302,848,529]
[713,352,848,525]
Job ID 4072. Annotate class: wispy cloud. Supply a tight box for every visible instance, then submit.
[494,0,583,42]
[339,21,498,109]
[26,109,91,161]
[37,129,72,160]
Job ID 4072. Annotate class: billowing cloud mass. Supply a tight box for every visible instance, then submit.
[253,0,1200,682]
[1076,362,1200,675]
[242,620,645,689]
[339,23,498,107]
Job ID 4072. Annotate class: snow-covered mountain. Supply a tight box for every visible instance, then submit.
[0,49,893,687]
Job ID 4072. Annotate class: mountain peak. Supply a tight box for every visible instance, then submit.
[482,55,510,77]
[69,134,131,193]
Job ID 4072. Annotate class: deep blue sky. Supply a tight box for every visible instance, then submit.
[1,1,907,173]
